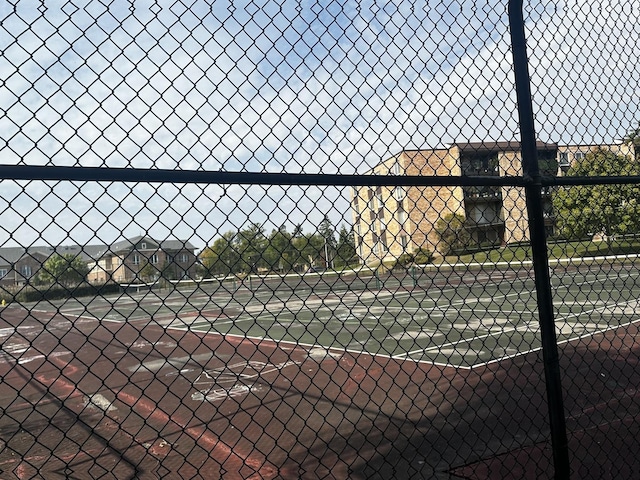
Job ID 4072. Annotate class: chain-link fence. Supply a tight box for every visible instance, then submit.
[1,0,640,478]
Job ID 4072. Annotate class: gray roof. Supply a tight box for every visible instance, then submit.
[0,247,30,265]
[0,244,109,266]
[0,237,195,266]
[110,236,195,254]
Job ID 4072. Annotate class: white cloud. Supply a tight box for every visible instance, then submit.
[1,0,639,248]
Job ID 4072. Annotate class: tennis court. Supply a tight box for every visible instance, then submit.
[32,260,640,369]
[3,260,640,478]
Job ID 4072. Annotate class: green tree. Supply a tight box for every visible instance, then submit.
[318,215,337,268]
[161,260,178,281]
[37,253,90,287]
[293,233,325,269]
[289,224,306,270]
[264,225,295,272]
[200,231,241,276]
[624,122,640,160]
[335,224,357,268]
[435,213,472,255]
[139,262,157,283]
[237,222,267,273]
[553,148,640,241]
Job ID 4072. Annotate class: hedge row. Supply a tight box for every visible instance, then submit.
[1,282,121,303]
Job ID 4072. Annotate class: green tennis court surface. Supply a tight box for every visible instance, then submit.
[30,263,640,369]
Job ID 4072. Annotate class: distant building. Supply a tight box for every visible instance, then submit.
[87,236,197,283]
[0,236,197,287]
[0,244,105,288]
[351,140,634,265]
[556,143,635,175]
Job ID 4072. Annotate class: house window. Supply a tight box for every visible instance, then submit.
[0,268,7,278]
[141,242,147,249]
[133,254,140,265]
[151,254,159,264]
[179,253,189,263]
[574,151,585,161]
[394,186,405,201]
[21,265,32,277]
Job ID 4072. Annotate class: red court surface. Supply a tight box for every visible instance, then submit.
[1,305,640,479]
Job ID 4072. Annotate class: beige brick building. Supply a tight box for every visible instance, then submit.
[351,141,558,265]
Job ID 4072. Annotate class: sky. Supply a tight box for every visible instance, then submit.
[1,0,639,250]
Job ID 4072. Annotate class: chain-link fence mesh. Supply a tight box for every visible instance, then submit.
[1,1,640,478]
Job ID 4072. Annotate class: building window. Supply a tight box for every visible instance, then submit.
[397,208,407,224]
[133,254,140,265]
[380,234,388,252]
[400,235,408,250]
[141,242,147,249]
[574,151,585,161]
[559,152,569,166]
[379,216,386,232]
[354,198,360,214]
[21,265,32,277]
[394,186,405,201]
[179,253,189,263]
[373,242,379,255]
[0,268,7,278]
[151,254,159,264]
[391,161,401,175]
[375,191,383,210]
[355,223,361,235]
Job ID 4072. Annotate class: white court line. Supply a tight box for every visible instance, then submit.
[25,267,640,374]
[473,317,640,369]
[399,296,640,368]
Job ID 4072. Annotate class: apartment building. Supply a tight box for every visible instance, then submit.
[351,140,615,265]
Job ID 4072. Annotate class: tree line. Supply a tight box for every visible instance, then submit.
[199,216,358,276]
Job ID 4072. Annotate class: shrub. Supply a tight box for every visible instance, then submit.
[394,248,433,268]
[413,248,434,265]
[435,213,472,255]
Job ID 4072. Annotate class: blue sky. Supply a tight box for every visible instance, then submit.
[1,0,639,249]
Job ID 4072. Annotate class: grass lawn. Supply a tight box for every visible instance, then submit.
[447,238,640,264]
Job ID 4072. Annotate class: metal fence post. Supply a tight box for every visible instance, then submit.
[508,1,571,478]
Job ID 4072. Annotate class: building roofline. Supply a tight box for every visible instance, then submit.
[451,140,558,153]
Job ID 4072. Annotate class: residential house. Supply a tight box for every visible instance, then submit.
[87,236,197,284]
[0,244,108,288]
[0,236,197,288]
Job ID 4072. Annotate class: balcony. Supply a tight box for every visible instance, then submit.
[463,186,502,202]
